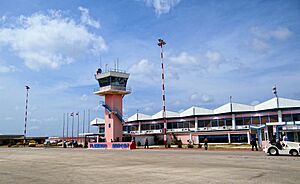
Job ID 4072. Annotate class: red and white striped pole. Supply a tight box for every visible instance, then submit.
[158,38,167,147]
[24,85,30,145]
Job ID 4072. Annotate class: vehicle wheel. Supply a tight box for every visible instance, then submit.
[268,147,278,156]
[290,150,298,156]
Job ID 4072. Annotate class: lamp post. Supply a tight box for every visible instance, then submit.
[273,85,281,140]
[70,112,74,138]
[273,85,279,109]
[83,110,85,135]
[24,85,30,145]
[63,113,65,141]
[88,109,90,133]
[66,113,69,138]
[157,38,167,147]
[76,112,79,137]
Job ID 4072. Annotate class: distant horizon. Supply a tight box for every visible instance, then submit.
[0,0,300,136]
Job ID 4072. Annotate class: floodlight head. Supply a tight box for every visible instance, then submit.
[272,85,277,94]
[158,38,166,47]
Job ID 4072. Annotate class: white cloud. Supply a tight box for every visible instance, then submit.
[144,0,181,15]
[44,117,57,122]
[1,15,6,22]
[0,64,16,73]
[80,94,88,101]
[78,6,100,28]
[251,26,292,41]
[252,38,269,51]
[270,27,292,41]
[129,59,155,75]
[128,59,159,82]
[28,126,39,130]
[190,93,214,103]
[170,99,181,106]
[4,117,14,121]
[0,9,106,70]
[205,51,222,65]
[251,100,260,106]
[30,118,39,123]
[169,52,198,65]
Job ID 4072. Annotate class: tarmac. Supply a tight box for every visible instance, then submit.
[0,148,299,184]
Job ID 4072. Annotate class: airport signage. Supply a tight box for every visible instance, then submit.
[88,142,135,149]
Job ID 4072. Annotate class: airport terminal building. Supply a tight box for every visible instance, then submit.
[120,97,300,145]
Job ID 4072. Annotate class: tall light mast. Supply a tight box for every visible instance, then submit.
[24,85,30,145]
[158,38,167,147]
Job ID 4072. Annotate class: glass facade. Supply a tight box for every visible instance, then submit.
[199,135,228,143]
[283,113,300,122]
[230,134,248,143]
[198,120,211,127]
[235,115,278,126]
[167,121,195,129]
[141,123,163,130]
[98,76,128,87]
[123,111,299,144]
[198,118,232,128]
[123,125,138,132]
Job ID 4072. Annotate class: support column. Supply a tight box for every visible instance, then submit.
[195,117,198,131]
[232,114,236,130]
[278,110,282,123]
[138,121,141,134]
[276,110,283,140]
[247,131,251,144]
[228,132,231,144]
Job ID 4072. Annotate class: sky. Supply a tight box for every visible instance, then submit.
[0,0,299,136]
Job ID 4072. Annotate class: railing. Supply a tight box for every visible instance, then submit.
[100,101,125,123]
[130,125,250,135]
[95,68,128,75]
[197,126,233,131]
[167,128,190,133]
[130,131,139,134]
[94,86,132,93]
[236,125,249,129]
[141,130,163,134]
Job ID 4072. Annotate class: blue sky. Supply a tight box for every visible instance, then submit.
[0,0,299,136]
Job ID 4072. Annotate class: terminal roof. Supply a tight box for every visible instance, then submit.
[126,97,300,122]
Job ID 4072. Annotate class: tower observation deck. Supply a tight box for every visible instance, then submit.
[94,68,130,142]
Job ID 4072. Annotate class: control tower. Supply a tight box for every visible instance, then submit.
[94,68,130,142]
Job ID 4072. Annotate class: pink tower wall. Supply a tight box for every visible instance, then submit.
[104,94,123,142]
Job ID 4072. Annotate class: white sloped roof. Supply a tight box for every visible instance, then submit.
[126,97,300,122]
[152,110,180,119]
[232,103,254,112]
[255,97,300,111]
[127,113,152,121]
[180,106,213,117]
[214,103,231,114]
[90,118,105,126]
[214,103,254,114]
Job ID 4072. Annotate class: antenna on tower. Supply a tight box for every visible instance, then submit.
[117,58,119,71]
[105,64,108,72]
[99,55,102,69]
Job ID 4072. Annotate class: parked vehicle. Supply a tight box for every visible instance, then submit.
[264,141,300,156]
[28,140,37,147]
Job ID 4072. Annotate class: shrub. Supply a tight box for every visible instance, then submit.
[177,140,182,148]
[187,144,194,148]
[198,144,202,148]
